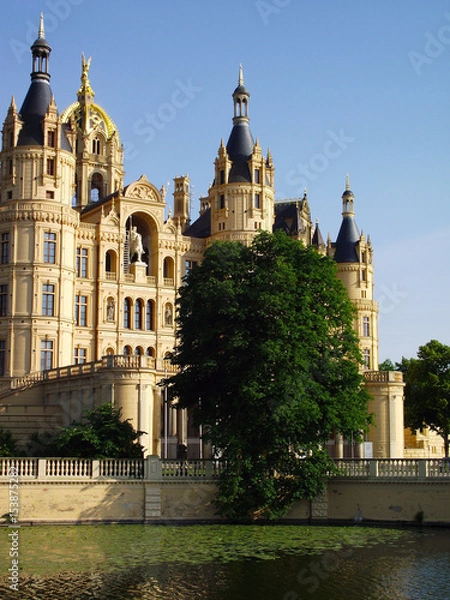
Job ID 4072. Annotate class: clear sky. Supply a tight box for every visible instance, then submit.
[1,0,449,364]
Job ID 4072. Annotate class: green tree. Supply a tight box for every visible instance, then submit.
[378,358,396,371]
[28,403,144,458]
[0,428,19,457]
[404,340,450,457]
[166,231,371,520]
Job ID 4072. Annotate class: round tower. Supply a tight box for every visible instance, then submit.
[207,66,274,244]
[0,14,78,377]
[331,176,378,370]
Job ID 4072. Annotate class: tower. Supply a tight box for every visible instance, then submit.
[331,176,378,370]
[207,66,274,243]
[60,54,124,208]
[0,15,77,377]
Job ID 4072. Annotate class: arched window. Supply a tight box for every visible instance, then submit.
[123,297,132,329]
[146,347,155,357]
[90,172,104,202]
[123,345,132,355]
[146,300,154,330]
[134,346,144,356]
[134,299,143,330]
[105,250,117,275]
[92,137,101,155]
[163,257,174,281]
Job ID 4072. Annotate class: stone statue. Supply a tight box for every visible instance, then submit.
[107,299,115,321]
[129,226,144,263]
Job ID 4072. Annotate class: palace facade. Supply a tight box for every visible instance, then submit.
[0,17,405,458]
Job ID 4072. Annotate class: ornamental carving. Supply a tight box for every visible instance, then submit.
[128,185,157,201]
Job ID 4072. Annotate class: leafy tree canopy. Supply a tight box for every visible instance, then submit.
[0,428,19,457]
[404,339,450,456]
[166,231,371,520]
[28,403,144,458]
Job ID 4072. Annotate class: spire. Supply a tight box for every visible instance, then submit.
[30,13,51,83]
[38,11,45,39]
[77,53,95,98]
[342,173,355,217]
[232,64,250,123]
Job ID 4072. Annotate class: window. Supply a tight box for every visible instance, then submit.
[47,158,55,176]
[363,348,371,369]
[75,295,88,326]
[185,260,197,278]
[0,340,5,376]
[254,168,260,183]
[1,233,9,264]
[361,269,366,282]
[92,138,101,154]
[361,251,366,263]
[42,284,55,316]
[8,159,12,176]
[134,299,143,330]
[0,285,7,316]
[44,232,56,264]
[362,316,370,337]
[123,298,132,329]
[47,130,56,148]
[254,193,261,209]
[220,170,225,184]
[46,191,54,199]
[76,247,88,278]
[146,300,154,330]
[74,347,87,365]
[219,194,225,209]
[40,340,53,371]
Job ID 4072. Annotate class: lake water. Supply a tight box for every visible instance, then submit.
[1,524,450,599]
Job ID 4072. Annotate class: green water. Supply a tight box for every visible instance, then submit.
[0,524,449,599]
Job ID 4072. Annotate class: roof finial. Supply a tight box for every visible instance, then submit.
[78,53,94,97]
[239,63,244,86]
[38,12,45,38]
[346,173,351,191]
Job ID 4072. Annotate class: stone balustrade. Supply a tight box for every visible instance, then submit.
[1,457,450,481]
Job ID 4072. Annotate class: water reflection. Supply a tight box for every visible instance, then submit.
[1,527,450,599]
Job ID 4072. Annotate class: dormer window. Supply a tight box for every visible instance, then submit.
[92,138,101,155]
[220,169,225,184]
[254,168,260,184]
[47,130,55,148]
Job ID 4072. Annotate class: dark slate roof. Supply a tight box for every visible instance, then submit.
[17,80,53,146]
[226,122,254,182]
[334,216,360,262]
[273,202,306,236]
[312,223,325,246]
[183,208,211,238]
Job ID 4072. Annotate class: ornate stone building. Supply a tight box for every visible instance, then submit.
[0,18,404,458]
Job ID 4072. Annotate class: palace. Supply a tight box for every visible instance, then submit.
[0,17,408,459]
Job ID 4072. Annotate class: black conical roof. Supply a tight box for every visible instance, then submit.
[334,216,360,262]
[17,80,53,146]
[226,122,254,182]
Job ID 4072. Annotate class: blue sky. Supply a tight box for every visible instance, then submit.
[1,0,450,363]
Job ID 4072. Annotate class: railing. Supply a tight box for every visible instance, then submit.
[1,458,450,482]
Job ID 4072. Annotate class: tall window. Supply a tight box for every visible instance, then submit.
[1,233,9,264]
[74,347,87,364]
[0,285,7,316]
[40,340,53,371]
[75,295,88,326]
[47,158,55,176]
[0,340,5,376]
[92,138,101,154]
[146,300,154,330]
[219,194,225,209]
[76,247,88,277]
[42,284,55,316]
[362,316,370,337]
[44,232,56,264]
[254,168,260,183]
[254,193,261,209]
[124,298,132,329]
[47,130,56,148]
[363,348,371,370]
[134,299,142,330]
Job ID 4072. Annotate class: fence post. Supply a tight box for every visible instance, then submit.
[368,460,378,478]
[92,460,100,479]
[37,459,46,480]
[418,459,428,479]
[145,455,162,481]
